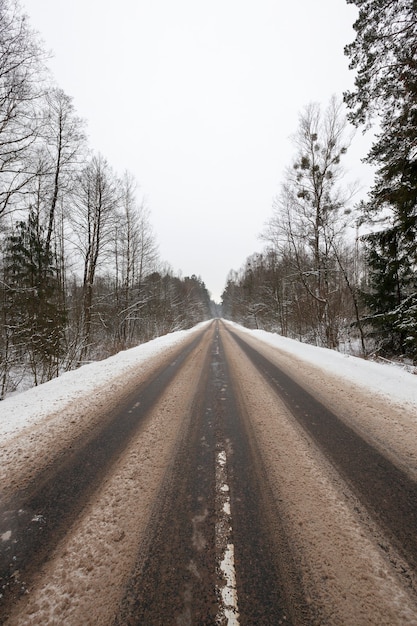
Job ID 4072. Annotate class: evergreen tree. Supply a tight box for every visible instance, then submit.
[344,0,417,359]
[3,209,65,384]
[362,227,416,356]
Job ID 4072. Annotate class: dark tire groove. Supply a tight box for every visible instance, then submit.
[115,321,298,625]
[0,329,207,621]
[114,325,218,625]
[216,328,307,625]
[227,328,417,575]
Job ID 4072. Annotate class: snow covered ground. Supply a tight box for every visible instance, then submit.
[0,319,416,446]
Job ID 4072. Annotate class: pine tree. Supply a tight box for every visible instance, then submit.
[362,227,416,356]
[4,209,66,384]
[344,0,417,359]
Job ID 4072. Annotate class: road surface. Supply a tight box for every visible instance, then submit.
[1,320,417,624]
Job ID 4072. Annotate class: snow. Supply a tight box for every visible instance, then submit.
[0,322,210,441]
[227,322,417,409]
[0,319,416,446]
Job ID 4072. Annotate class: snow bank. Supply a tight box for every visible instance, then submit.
[227,322,417,409]
[0,322,210,440]
[1,319,416,445]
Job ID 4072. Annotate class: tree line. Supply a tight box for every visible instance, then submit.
[0,0,213,397]
[222,0,416,363]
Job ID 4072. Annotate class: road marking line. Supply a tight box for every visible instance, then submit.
[216,446,240,625]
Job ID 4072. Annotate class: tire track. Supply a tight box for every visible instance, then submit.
[114,322,295,625]
[226,326,417,577]
[0,327,209,622]
[221,323,417,624]
[5,320,417,624]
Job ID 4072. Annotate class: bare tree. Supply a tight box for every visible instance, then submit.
[113,172,158,347]
[70,154,119,362]
[0,0,47,219]
[21,89,86,333]
[38,88,86,256]
[264,97,356,347]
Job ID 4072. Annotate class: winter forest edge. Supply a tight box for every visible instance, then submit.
[222,1,417,367]
[0,0,416,397]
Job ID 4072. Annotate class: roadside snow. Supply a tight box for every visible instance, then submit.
[228,322,417,410]
[0,323,210,441]
[221,328,417,625]
[1,319,416,446]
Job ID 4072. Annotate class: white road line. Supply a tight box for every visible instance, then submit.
[215,445,240,625]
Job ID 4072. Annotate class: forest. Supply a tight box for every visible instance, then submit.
[0,0,415,397]
[0,0,215,397]
[222,0,416,364]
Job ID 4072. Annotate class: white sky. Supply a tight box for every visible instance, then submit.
[22,0,373,302]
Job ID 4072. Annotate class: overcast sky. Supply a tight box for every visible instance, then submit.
[22,0,373,302]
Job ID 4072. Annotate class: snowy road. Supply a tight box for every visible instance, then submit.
[1,320,417,624]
